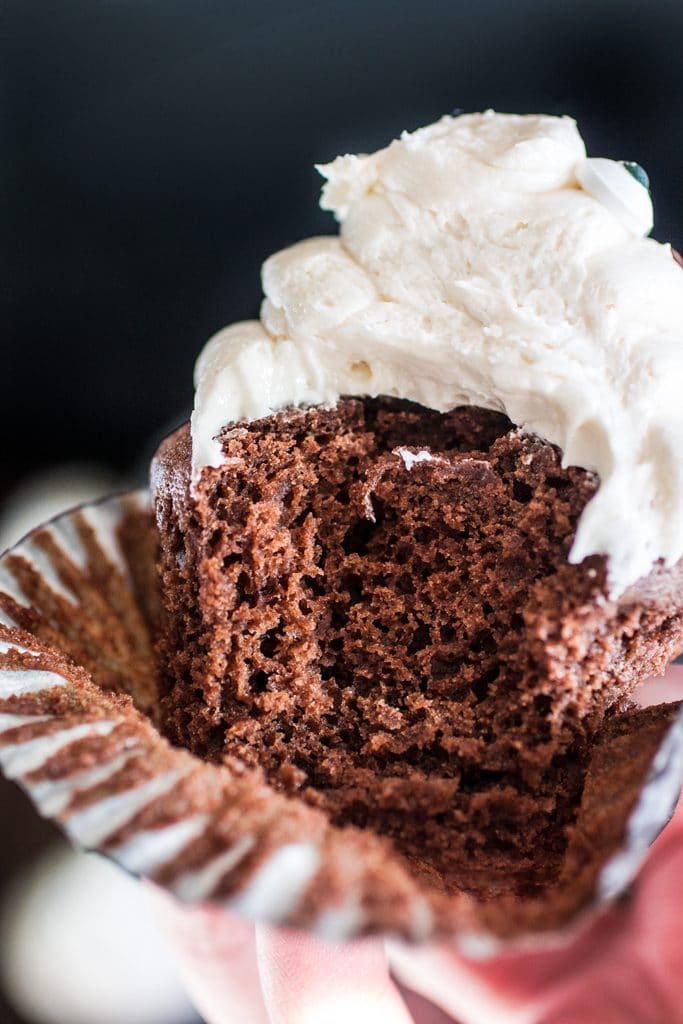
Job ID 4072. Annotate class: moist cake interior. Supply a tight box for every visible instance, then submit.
[152,398,683,898]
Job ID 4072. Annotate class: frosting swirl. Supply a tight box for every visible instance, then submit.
[192,110,683,596]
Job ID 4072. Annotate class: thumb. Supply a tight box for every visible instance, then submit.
[256,924,414,1024]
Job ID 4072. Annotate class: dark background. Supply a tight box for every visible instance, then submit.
[4,0,683,492]
[2,1,683,1021]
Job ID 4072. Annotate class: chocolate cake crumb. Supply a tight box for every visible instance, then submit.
[151,399,683,897]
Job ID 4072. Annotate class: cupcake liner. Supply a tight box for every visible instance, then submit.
[0,491,681,945]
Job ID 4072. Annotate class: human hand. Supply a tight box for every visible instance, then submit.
[152,665,683,1024]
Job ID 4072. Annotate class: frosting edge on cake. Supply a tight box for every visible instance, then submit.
[190,110,683,596]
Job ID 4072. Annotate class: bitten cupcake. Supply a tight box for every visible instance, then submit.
[0,111,682,944]
[151,113,683,906]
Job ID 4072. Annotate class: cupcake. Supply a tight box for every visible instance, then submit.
[151,110,683,901]
[1,111,683,943]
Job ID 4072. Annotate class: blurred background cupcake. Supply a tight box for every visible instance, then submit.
[3,0,683,1020]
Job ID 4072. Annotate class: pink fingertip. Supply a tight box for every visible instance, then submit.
[256,926,414,1024]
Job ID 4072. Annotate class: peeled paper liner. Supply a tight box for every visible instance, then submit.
[0,490,682,947]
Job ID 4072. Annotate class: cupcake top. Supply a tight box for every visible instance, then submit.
[191,110,683,596]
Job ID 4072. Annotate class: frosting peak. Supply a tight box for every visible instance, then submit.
[191,111,683,595]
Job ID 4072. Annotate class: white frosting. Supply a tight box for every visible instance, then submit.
[191,110,683,595]
[395,448,436,472]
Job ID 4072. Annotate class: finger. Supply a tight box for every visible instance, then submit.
[539,804,683,1024]
[388,940,528,1024]
[390,798,683,1024]
[398,983,459,1023]
[634,661,683,706]
[388,927,620,1024]
[147,884,269,1024]
[257,925,414,1024]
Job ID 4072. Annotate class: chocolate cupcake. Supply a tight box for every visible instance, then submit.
[150,109,683,926]
[1,111,683,944]
[152,401,683,902]
[0,492,681,942]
